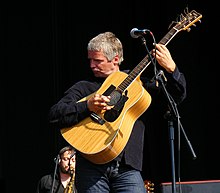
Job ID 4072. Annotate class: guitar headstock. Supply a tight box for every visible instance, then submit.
[144,180,154,193]
[170,9,202,32]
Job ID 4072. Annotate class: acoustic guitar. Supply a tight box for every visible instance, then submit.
[61,9,202,164]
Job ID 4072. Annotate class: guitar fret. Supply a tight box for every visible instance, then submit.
[159,28,177,45]
[119,56,150,92]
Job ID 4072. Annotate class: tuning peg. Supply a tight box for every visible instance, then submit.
[187,28,191,32]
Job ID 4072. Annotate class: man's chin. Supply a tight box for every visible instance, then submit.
[94,72,104,78]
[93,72,109,78]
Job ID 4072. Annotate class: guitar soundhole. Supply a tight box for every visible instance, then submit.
[107,90,122,106]
[104,95,128,122]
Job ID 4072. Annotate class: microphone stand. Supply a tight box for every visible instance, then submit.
[156,72,197,193]
[51,154,59,193]
[139,35,197,193]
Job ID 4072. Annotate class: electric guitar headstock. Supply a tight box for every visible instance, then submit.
[144,180,154,193]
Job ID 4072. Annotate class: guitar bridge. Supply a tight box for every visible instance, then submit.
[90,112,105,125]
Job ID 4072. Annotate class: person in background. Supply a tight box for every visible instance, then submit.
[36,145,77,193]
[48,31,186,193]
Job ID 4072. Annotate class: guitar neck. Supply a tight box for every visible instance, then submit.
[159,28,179,46]
[119,9,202,91]
[118,27,179,93]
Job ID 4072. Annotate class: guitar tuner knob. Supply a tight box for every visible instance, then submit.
[187,28,191,32]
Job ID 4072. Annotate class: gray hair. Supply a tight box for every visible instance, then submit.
[87,32,124,65]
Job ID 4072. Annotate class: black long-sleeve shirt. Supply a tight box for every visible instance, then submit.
[36,173,64,193]
[36,172,77,193]
[48,67,186,171]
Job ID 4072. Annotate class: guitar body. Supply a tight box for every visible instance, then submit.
[61,71,152,164]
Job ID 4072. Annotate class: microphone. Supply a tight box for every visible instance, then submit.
[130,28,150,38]
[70,151,76,158]
[54,154,60,163]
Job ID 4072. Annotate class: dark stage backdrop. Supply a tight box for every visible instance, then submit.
[1,1,218,193]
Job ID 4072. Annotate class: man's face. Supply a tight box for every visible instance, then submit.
[59,150,76,174]
[88,50,119,78]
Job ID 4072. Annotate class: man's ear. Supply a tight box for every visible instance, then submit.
[113,55,119,65]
